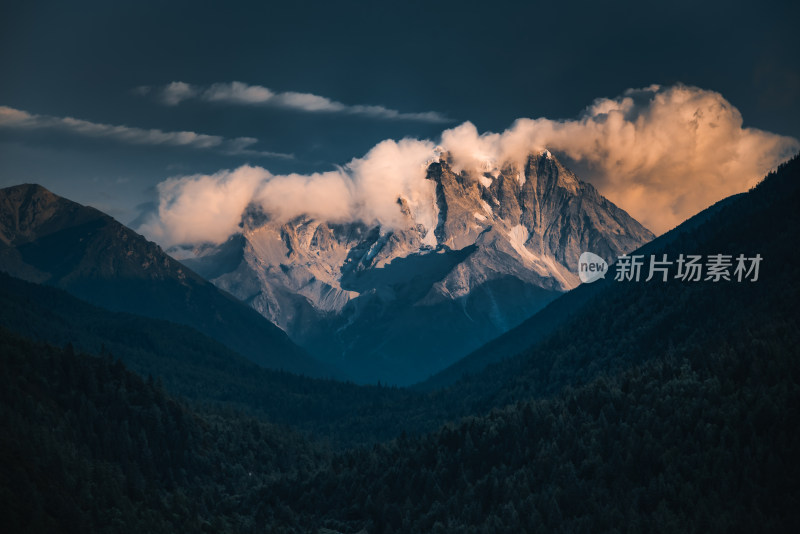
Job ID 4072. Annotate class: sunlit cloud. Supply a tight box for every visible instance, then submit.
[139,138,436,246]
[437,84,800,233]
[139,84,800,247]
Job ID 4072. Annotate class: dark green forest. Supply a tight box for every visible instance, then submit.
[1,155,799,532]
[0,329,326,533]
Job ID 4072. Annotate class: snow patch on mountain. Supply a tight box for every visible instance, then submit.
[507,224,536,265]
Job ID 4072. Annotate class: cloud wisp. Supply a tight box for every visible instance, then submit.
[0,105,293,159]
[138,81,451,123]
[140,84,799,247]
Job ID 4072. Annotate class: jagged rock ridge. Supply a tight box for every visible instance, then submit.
[178,152,654,384]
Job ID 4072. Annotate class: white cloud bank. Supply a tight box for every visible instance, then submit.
[0,105,292,159]
[141,138,437,245]
[139,81,451,123]
[140,84,799,246]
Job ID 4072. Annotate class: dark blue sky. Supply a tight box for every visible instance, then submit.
[1,0,797,224]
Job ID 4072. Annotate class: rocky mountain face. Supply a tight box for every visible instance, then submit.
[0,184,326,377]
[178,152,654,384]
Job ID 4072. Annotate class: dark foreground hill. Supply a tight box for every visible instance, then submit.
[0,271,429,447]
[415,191,744,391]
[1,156,799,532]
[255,155,800,532]
[0,184,326,377]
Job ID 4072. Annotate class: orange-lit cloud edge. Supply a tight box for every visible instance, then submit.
[139,84,800,246]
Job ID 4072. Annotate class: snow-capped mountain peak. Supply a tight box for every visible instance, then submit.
[178,151,653,384]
